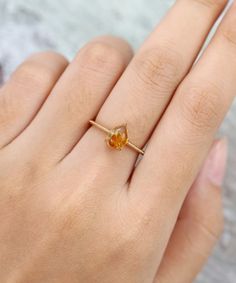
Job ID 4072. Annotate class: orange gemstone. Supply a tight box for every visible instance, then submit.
[106,125,128,150]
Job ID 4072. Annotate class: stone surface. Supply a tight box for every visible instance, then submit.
[107,125,129,150]
[0,0,235,282]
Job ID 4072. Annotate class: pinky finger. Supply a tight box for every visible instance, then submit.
[154,139,227,283]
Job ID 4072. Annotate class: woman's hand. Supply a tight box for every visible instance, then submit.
[0,0,234,282]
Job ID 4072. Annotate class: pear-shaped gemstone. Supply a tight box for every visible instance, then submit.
[106,125,128,150]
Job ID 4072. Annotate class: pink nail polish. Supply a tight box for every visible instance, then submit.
[201,138,228,187]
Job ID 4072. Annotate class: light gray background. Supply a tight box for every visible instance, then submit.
[0,0,235,282]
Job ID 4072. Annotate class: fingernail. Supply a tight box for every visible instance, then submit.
[200,138,228,187]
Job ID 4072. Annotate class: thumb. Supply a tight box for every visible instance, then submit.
[154,138,227,283]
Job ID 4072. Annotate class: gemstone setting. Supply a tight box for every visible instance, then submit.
[106,125,128,151]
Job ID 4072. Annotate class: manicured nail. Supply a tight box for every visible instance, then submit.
[200,138,228,187]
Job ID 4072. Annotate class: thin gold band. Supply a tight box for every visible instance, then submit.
[89,120,145,155]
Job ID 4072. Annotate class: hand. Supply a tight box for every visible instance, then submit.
[0,0,234,282]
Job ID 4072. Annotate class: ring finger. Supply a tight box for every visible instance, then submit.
[71,0,227,184]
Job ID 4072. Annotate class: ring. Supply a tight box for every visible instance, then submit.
[89,120,145,155]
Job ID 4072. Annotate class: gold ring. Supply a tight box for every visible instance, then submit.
[89,120,145,155]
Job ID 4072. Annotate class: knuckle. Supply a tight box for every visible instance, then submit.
[112,227,146,268]
[207,187,224,237]
[184,222,216,261]
[180,82,223,131]
[12,59,57,89]
[132,46,182,93]
[194,214,223,248]
[183,189,224,260]
[221,17,236,46]
[29,51,68,66]
[0,92,15,128]
[79,41,127,73]
[192,0,227,8]
[109,210,150,267]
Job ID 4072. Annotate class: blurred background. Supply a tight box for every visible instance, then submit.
[0,0,235,282]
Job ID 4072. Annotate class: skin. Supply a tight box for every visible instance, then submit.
[0,0,234,282]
